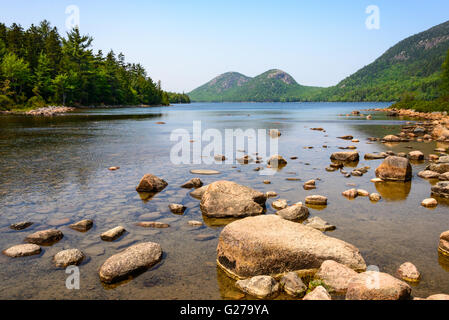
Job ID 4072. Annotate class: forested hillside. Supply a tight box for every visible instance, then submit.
[0,20,189,111]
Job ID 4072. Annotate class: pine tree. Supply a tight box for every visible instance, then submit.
[441,49,449,96]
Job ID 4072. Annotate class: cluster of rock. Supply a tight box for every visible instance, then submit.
[25,106,76,116]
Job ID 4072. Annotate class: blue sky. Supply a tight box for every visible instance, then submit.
[1,0,449,92]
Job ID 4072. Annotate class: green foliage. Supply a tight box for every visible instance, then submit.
[307,279,330,294]
[391,96,449,112]
[0,94,13,111]
[441,49,449,95]
[167,91,190,104]
[0,21,186,110]
[26,95,46,109]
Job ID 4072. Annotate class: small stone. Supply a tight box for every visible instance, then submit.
[280,272,307,297]
[169,204,186,214]
[276,203,309,221]
[265,191,278,198]
[337,135,353,140]
[69,219,93,232]
[2,244,41,257]
[370,178,383,183]
[136,174,168,192]
[303,286,331,300]
[54,249,85,268]
[369,193,381,202]
[195,234,215,241]
[108,166,120,171]
[269,129,281,137]
[304,216,336,231]
[137,221,170,228]
[190,169,221,175]
[263,180,271,184]
[214,154,226,161]
[9,221,33,231]
[357,189,369,196]
[418,170,440,179]
[235,276,280,299]
[188,220,203,226]
[272,199,288,210]
[342,189,358,199]
[181,178,203,189]
[267,154,288,168]
[397,262,420,282]
[408,151,424,160]
[305,195,327,206]
[421,198,437,208]
[100,226,126,241]
[25,229,63,245]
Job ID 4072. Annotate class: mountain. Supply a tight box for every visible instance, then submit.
[188,69,321,102]
[189,20,449,102]
[315,20,449,101]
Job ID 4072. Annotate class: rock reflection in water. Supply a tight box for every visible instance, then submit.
[374,181,412,201]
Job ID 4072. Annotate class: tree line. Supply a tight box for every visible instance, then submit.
[0,20,189,111]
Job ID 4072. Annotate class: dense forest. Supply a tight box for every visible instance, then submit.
[0,20,189,111]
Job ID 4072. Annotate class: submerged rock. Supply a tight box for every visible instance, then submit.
[216,215,366,279]
[137,221,170,228]
[200,181,266,218]
[303,286,331,300]
[280,272,307,297]
[235,275,280,299]
[346,271,411,300]
[382,135,401,142]
[69,219,93,232]
[375,156,412,182]
[2,244,41,257]
[190,169,221,175]
[190,185,208,199]
[25,229,63,245]
[136,174,168,192]
[99,242,162,284]
[304,216,336,231]
[315,260,358,293]
[100,226,126,241]
[364,153,386,160]
[9,221,33,231]
[181,178,203,189]
[54,249,85,268]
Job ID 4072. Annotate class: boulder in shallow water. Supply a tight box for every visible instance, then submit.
[9,221,33,231]
[330,151,359,162]
[136,174,168,193]
[375,156,412,182]
[439,230,449,256]
[100,226,126,241]
[346,271,411,300]
[99,242,162,284]
[216,215,366,279]
[397,262,420,282]
[25,229,63,245]
[305,195,328,206]
[69,219,93,232]
[408,151,424,161]
[304,216,336,231]
[54,249,85,268]
[426,163,449,174]
[418,170,440,179]
[200,181,266,218]
[2,244,41,257]
[181,178,203,189]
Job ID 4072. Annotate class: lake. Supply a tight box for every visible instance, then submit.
[0,102,448,299]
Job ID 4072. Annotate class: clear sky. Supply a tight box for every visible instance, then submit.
[1,0,449,92]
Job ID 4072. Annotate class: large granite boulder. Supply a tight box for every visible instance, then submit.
[99,242,162,283]
[375,156,412,181]
[216,215,366,279]
[346,271,411,300]
[200,181,266,218]
[136,174,168,192]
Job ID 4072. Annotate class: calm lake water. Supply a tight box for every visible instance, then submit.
[0,102,448,299]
